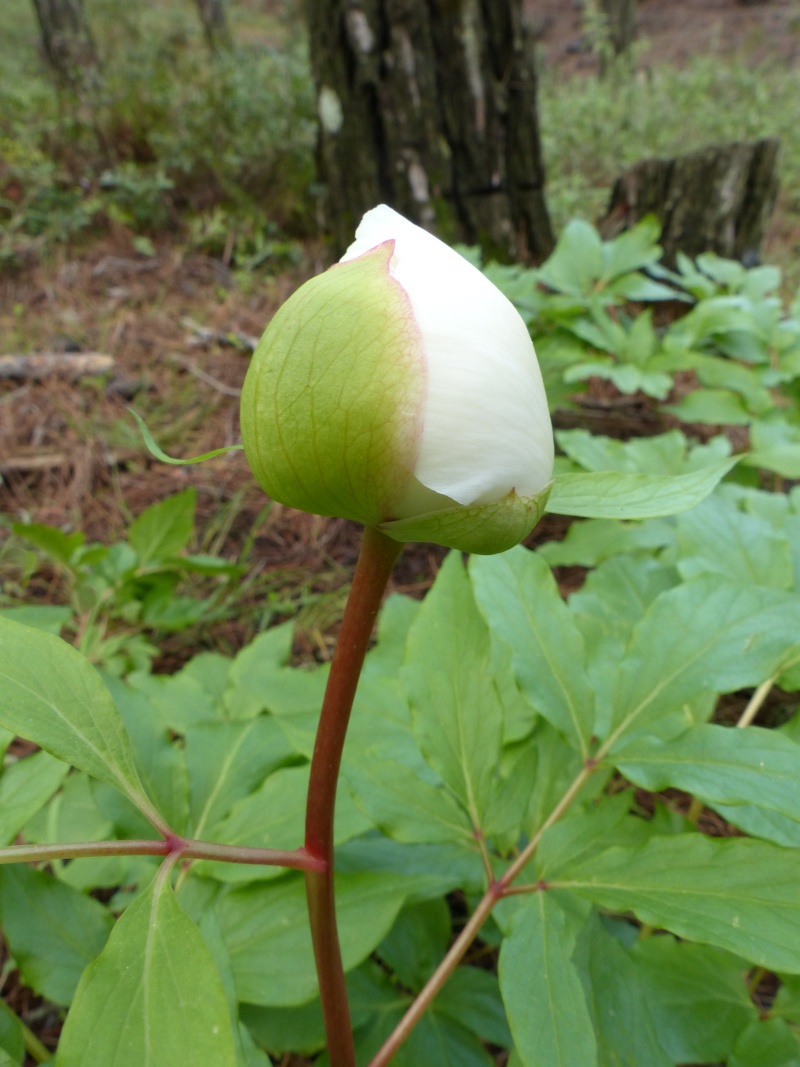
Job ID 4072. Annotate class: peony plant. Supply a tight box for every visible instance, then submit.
[240,205,554,555]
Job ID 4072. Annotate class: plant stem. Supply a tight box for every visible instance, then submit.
[737,678,774,728]
[367,759,597,1067]
[0,838,325,871]
[305,526,403,1067]
[21,1018,52,1063]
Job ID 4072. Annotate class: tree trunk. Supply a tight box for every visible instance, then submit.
[599,0,636,58]
[30,0,101,91]
[194,0,232,52]
[304,0,554,263]
[601,138,781,266]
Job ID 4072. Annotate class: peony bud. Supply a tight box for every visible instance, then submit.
[240,205,553,554]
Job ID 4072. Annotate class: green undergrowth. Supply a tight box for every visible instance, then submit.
[539,49,800,250]
[1,214,800,1062]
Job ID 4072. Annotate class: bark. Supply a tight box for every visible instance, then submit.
[601,138,780,266]
[303,0,554,263]
[30,0,101,90]
[194,0,233,52]
[599,0,636,57]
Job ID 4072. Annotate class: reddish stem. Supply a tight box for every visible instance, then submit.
[305,526,403,1067]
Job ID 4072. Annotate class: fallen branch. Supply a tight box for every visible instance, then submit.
[181,316,258,352]
[0,353,115,381]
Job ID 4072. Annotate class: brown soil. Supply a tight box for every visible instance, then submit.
[531,0,800,75]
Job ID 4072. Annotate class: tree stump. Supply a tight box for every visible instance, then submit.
[303,0,554,263]
[600,138,780,265]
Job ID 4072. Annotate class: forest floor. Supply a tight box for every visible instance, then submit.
[1,0,798,667]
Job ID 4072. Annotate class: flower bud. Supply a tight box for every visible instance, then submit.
[240,205,553,553]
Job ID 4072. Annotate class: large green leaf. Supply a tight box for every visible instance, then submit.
[403,553,502,827]
[56,864,237,1066]
[676,495,793,590]
[629,936,757,1063]
[574,917,672,1067]
[185,718,295,838]
[728,1019,800,1067]
[0,750,69,846]
[0,865,113,1005]
[217,872,412,1006]
[605,579,800,748]
[436,967,512,1050]
[377,898,451,990]
[471,548,594,756]
[498,893,597,1067]
[0,1001,24,1065]
[105,677,190,835]
[344,758,474,846]
[555,835,800,972]
[0,617,164,829]
[546,459,737,518]
[614,725,800,842]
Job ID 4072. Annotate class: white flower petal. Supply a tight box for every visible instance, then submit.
[343,205,553,506]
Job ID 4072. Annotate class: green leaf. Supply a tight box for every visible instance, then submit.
[539,219,603,296]
[344,757,474,846]
[556,427,730,476]
[0,865,113,1004]
[614,725,800,843]
[241,999,326,1057]
[217,872,412,1006]
[185,718,295,838]
[746,415,800,478]
[10,523,84,567]
[0,750,69,845]
[629,936,757,1063]
[574,917,672,1067]
[403,553,503,826]
[130,408,243,466]
[128,488,196,564]
[539,517,674,567]
[0,1001,25,1064]
[555,835,800,972]
[676,495,793,589]
[436,967,512,1049]
[105,677,190,835]
[729,1019,800,1067]
[0,617,164,829]
[662,387,753,425]
[56,864,238,1066]
[0,605,72,634]
[470,548,594,756]
[377,898,451,989]
[546,459,737,519]
[600,215,662,280]
[606,578,800,747]
[499,893,597,1067]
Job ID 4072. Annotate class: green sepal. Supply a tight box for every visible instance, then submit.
[380,483,552,554]
[240,242,424,527]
